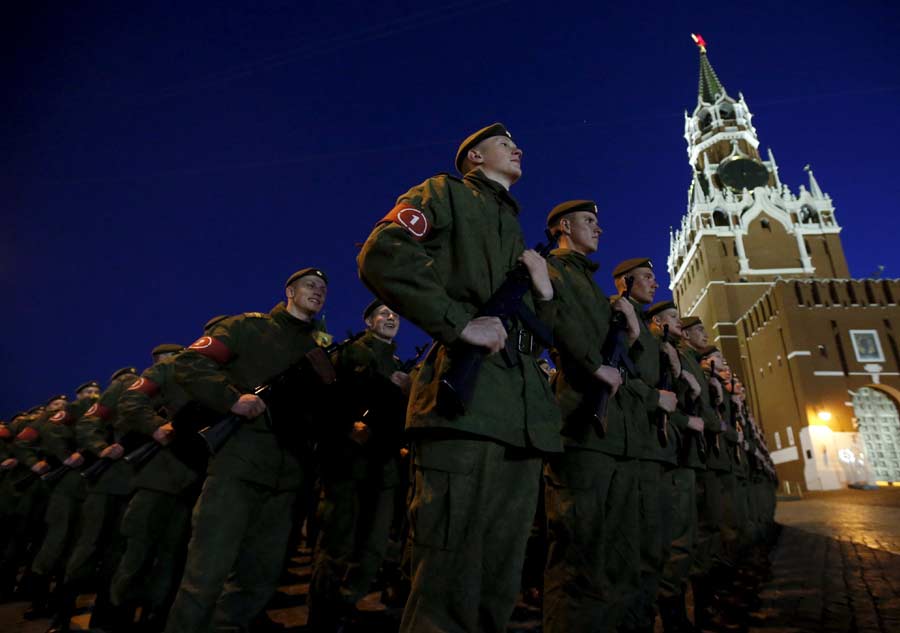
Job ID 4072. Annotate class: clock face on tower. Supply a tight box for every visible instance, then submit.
[717,156,770,190]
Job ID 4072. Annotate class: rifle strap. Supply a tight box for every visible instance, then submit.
[306,347,337,384]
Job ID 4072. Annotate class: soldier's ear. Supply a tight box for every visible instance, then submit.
[287,286,295,298]
[467,148,483,166]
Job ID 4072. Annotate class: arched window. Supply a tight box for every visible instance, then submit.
[800,205,819,223]
[712,210,728,227]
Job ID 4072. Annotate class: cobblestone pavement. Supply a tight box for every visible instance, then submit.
[4,489,900,632]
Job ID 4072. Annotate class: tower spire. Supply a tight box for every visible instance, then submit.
[692,33,728,104]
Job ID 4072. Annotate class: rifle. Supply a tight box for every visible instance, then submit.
[80,433,145,483]
[197,333,363,455]
[704,360,723,458]
[438,232,555,416]
[123,402,220,469]
[401,343,429,373]
[14,455,65,491]
[680,391,708,462]
[582,275,638,437]
[654,324,672,448]
[729,376,743,465]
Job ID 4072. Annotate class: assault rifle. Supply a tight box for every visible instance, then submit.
[681,391,708,463]
[80,434,145,482]
[438,232,555,416]
[583,275,638,437]
[197,332,364,455]
[124,402,220,469]
[704,360,724,458]
[654,325,672,448]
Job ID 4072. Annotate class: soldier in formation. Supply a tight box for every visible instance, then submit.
[1,122,779,633]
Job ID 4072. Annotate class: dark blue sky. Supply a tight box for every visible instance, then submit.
[4,1,899,415]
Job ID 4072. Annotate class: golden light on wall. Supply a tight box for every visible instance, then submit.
[817,410,833,422]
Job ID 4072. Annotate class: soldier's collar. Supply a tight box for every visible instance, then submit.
[550,248,599,272]
[271,302,316,330]
[464,169,520,214]
[362,330,397,352]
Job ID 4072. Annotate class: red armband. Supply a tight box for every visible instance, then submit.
[127,377,160,396]
[379,202,431,241]
[84,402,112,421]
[188,336,234,364]
[49,410,71,425]
[0,426,11,440]
[16,427,39,442]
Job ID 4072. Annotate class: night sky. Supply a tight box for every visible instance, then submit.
[4,1,899,415]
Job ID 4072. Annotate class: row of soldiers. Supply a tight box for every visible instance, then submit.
[0,121,780,633]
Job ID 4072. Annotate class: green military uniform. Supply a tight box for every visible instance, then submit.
[542,248,644,633]
[110,353,206,628]
[56,369,139,630]
[358,138,562,631]
[164,302,324,633]
[308,329,407,628]
[1,406,55,597]
[657,339,719,629]
[18,396,96,596]
[621,296,680,633]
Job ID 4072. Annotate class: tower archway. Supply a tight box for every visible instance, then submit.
[853,385,900,482]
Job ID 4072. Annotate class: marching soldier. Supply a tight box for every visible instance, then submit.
[541,200,643,633]
[52,365,141,632]
[164,268,331,633]
[308,299,411,630]
[109,338,217,633]
[358,123,562,632]
[16,381,100,621]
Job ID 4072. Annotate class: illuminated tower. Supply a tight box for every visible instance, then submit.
[668,34,849,364]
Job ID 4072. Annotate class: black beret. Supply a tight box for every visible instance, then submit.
[110,367,138,382]
[698,346,720,360]
[680,316,702,329]
[46,394,68,406]
[547,200,597,228]
[612,257,653,278]
[647,300,677,319]
[152,343,184,356]
[455,123,512,174]
[363,298,387,321]
[204,314,230,332]
[285,268,328,288]
[75,381,101,394]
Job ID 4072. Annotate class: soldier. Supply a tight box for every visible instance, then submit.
[0,398,65,601]
[610,261,679,633]
[677,331,729,628]
[541,200,643,633]
[358,123,562,632]
[109,321,226,631]
[164,268,331,633]
[17,381,101,621]
[646,304,712,632]
[308,299,411,630]
[47,365,140,632]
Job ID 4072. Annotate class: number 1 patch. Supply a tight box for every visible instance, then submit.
[380,203,431,241]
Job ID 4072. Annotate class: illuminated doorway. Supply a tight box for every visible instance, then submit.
[854,387,900,482]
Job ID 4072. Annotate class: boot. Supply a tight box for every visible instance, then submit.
[23,573,52,620]
[45,585,77,633]
[659,593,697,633]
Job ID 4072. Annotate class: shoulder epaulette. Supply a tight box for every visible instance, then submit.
[242,312,268,319]
[436,172,464,183]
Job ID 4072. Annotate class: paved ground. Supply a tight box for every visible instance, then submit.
[3,488,900,632]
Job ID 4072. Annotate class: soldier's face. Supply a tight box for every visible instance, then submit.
[367,305,400,341]
[656,309,682,336]
[290,276,327,317]
[562,212,601,254]
[76,386,101,401]
[683,323,708,348]
[46,398,66,413]
[473,136,522,183]
[629,267,658,304]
